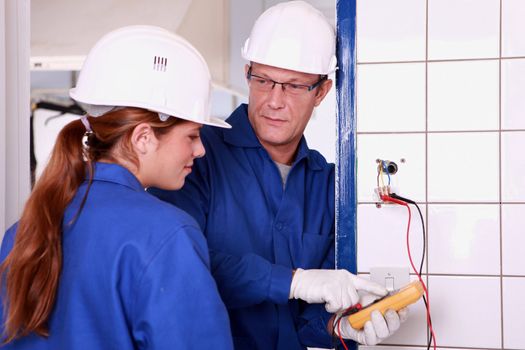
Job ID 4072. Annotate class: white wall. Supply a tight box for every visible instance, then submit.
[0,0,31,234]
[356,0,525,349]
[0,0,6,234]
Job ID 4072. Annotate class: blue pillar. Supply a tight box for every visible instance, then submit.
[335,0,357,274]
[335,2,357,348]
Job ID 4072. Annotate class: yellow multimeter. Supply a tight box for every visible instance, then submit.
[347,280,424,329]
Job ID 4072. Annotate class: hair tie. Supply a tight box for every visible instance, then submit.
[80,115,92,132]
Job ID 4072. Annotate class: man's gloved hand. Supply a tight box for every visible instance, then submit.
[289,269,388,313]
[334,308,409,345]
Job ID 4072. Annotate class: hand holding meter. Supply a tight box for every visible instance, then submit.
[348,280,423,329]
[333,281,423,345]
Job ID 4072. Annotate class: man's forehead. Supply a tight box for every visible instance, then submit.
[251,62,319,80]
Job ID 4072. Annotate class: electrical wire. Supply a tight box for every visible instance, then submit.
[337,317,349,350]
[375,160,434,348]
[379,163,385,188]
[390,193,434,349]
[382,161,391,185]
[390,194,425,276]
[332,304,361,350]
[381,194,437,350]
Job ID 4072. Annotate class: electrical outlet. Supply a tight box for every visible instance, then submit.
[370,267,409,292]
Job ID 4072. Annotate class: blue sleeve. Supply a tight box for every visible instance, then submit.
[1,223,18,262]
[210,249,292,308]
[0,224,18,338]
[296,224,354,349]
[130,225,233,350]
[148,160,293,309]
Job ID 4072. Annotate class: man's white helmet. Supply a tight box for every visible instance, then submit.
[70,25,230,128]
[241,1,337,75]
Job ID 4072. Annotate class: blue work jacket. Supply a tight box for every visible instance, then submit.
[0,162,233,350]
[150,104,339,349]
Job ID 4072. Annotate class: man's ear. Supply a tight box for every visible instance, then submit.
[131,123,157,155]
[314,78,333,107]
[244,64,251,81]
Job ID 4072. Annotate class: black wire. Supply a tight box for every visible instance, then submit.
[389,193,433,349]
[331,315,347,349]
[389,194,425,274]
[422,296,433,348]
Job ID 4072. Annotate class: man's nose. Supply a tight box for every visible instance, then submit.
[267,83,286,109]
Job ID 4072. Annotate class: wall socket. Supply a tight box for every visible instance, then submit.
[370,267,410,292]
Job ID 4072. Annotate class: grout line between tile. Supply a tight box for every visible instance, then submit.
[357,56,525,65]
[357,129,525,135]
[499,0,505,348]
[359,271,525,278]
[382,343,516,350]
[425,0,430,346]
[359,201,525,205]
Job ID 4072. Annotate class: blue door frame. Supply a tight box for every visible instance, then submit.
[335,0,357,274]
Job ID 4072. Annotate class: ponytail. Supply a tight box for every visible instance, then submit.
[0,107,180,342]
[0,119,87,342]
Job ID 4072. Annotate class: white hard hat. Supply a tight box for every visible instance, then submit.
[70,25,230,128]
[241,1,337,75]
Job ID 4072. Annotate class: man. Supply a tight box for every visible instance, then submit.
[150,1,406,349]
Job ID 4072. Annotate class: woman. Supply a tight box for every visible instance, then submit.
[0,26,233,349]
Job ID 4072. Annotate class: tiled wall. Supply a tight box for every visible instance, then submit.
[355,0,525,349]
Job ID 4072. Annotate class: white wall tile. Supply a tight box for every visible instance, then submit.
[503,277,525,349]
[350,1,525,349]
[428,133,499,202]
[357,204,426,274]
[428,60,499,131]
[357,0,426,62]
[502,59,525,130]
[502,131,525,201]
[429,276,501,348]
[428,0,499,60]
[357,134,426,202]
[502,0,525,57]
[428,204,500,275]
[502,204,525,275]
[357,63,425,132]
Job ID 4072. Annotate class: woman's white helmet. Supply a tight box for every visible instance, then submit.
[241,1,337,75]
[70,25,230,128]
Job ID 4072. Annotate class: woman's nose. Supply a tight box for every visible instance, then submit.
[193,138,206,158]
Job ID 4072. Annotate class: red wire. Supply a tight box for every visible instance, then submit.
[337,317,349,350]
[381,195,437,350]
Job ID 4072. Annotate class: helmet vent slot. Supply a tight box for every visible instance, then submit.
[153,56,168,72]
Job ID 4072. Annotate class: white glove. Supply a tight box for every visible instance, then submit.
[289,269,388,313]
[334,308,409,345]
